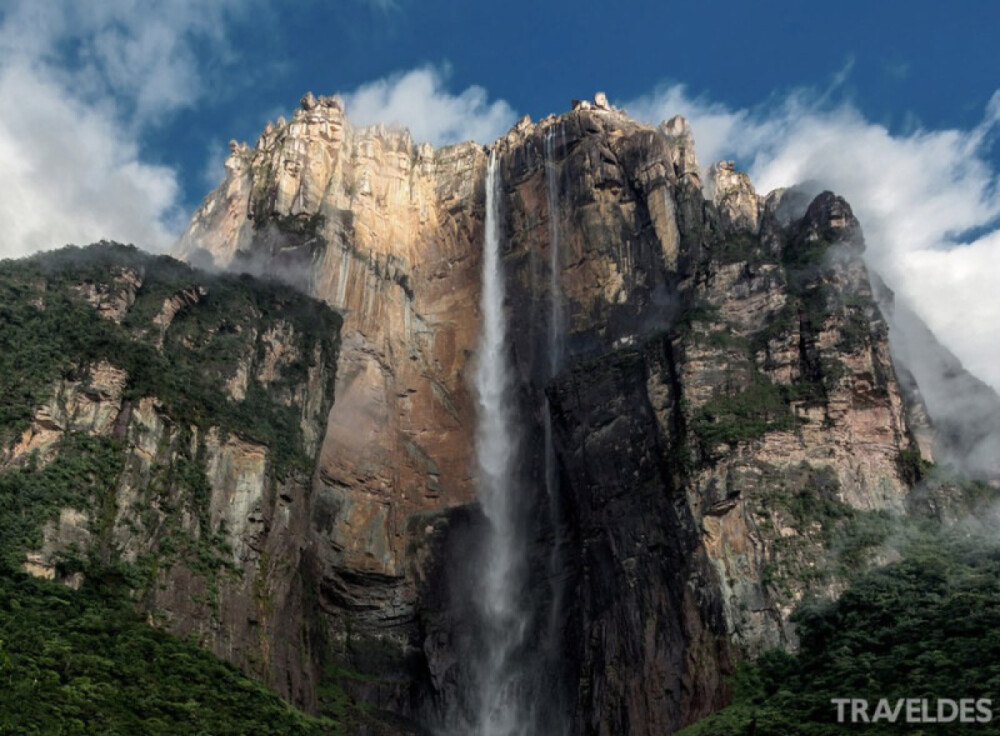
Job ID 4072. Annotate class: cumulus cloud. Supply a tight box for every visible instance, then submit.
[341,65,518,146]
[624,84,1000,395]
[0,0,248,258]
[0,62,181,258]
[0,4,515,261]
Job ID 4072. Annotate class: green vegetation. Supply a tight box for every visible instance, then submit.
[748,300,798,360]
[836,302,875,354]
[680,230,881,454]
[714,233,778,267]
[781,232,835,273]
[273,212,326,239]
[0,435,123,571]
[0,571,339,735]
[0,243,350,733]
[756,463,895,592]
[142,449,238,587]
[675,299,721,332]
[691,377,799,451]
[702,329,751,351]
[679,534,1000,735]
[695,206,881,408]
[0,242,340,476]
[897,447,933,486]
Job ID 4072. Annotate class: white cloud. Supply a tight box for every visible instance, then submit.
[0,5,516,260]
[0,1,241,126]
[624,84,1000,395]
[341,65,517,146]
[0,61,181,258]
[0,0,247,258]
[200,139,229,192]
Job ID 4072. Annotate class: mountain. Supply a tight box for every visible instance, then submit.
[3,93,997,735]
[0,243,368,732]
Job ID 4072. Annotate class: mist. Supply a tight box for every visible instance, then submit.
[627,83,1000,481]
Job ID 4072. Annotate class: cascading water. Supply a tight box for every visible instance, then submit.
[470,150,530,736]
[448,139,569,736]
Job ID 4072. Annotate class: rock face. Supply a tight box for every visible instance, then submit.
[177,97,490,722]
[166,92,966,732]
[1,244,341,710]
[178,97,483,648]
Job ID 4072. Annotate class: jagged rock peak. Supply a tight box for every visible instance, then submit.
[800,191,864,249]
[246,89,410,159]
[709,160,761,234]
[661,113,692,138]
[659,114,701,185]
[299,90,345,112]
[571,90,618,112]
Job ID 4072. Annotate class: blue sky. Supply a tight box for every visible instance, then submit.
[1,0,999,389]
[151,1,1000,209]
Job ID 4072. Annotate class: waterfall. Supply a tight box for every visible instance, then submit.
[452,139,568,736]
[471,150,530,736]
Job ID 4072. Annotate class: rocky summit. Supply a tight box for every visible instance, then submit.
[3,93,998,735]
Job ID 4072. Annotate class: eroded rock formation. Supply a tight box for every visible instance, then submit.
[3,245,340,710]
[66,91,979,732]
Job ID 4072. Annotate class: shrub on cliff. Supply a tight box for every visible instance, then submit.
[679,533,1000,735]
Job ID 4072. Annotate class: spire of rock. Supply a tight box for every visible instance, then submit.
[798,190,864,248]
[709,160,761,233]
[659,114,701,186]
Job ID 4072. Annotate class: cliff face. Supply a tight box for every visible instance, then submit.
[1,244,340,709]
[489,110,916,733]
[171,94,942,732]
[179,97,485,656]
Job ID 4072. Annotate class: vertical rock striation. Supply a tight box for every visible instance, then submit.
[178,99,486,671]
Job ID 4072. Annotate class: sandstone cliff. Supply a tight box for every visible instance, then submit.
[178,98,484,666]
[0,243,340,710]
[131,91,982,732]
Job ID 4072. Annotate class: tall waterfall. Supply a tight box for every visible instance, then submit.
[472,151,530,735]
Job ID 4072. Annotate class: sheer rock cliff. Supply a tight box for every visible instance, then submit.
[16,92,974,733]
[2,246,341,711]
